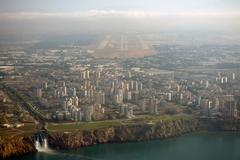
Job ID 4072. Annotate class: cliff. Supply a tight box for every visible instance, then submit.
[4,117,239,159]
[48,118,199,149]
[200,118,240,131]
[0,137,36,160]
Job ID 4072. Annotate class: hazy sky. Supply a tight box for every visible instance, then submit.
[0,0,239,20]
[0,0,240,13]
[0,0,240,41]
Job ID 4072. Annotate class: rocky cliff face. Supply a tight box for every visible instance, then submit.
[0,118,199,159]
[48,118,199,150]
[200,118,240,131]
[0,137,36,159]
[2,118,240,159]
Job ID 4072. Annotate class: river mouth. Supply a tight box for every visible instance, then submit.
[17,132,240,160]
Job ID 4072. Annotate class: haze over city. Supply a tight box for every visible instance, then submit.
[0,0,240,41]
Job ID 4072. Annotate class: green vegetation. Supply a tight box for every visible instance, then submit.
[144,114,194,123]
[48,114,195,132]
[48,119,129,132]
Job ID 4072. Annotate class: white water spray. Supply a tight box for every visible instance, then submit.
[34,136,52,152]
[35,139,41,149]
[43,138,48,150]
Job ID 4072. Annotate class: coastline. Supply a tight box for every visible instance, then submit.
[48,118,199,150]
[0,136,36,160]
[1,117,240,159]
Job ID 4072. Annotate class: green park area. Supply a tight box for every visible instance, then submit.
[48,114,194,132]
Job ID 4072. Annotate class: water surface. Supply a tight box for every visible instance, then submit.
[20,132,240,160]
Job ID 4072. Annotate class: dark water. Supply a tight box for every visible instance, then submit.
[20,132,240,160]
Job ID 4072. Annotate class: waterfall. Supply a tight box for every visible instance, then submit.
[43,138,49,150]
[34,135,52,152]
[35,139,41,150]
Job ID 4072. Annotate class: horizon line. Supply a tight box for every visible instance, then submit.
[1,10,240,20]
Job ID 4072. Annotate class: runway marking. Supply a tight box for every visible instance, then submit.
[98,36,111,49]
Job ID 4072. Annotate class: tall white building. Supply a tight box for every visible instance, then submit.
[63,86,67,96]
[232,73,236,80]
[95,91,105,105]
[42,82,48,89]
[168,92,172,101]
[37,88,42,98]
[150,96,159,115]
[205,81,209,88]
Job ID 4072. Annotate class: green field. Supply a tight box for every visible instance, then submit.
[48,114,194,132]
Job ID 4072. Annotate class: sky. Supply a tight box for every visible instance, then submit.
[0,0,240,41]
[0,0,240,15]
[0,0,240,20]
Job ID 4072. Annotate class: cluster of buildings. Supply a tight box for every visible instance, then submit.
[33,65,174,122]
[199,95,237,118]
[31,60,240,122]
[2,46,240,123]
[163,72,239,119]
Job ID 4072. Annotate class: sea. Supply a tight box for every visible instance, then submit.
[18,132,240,160]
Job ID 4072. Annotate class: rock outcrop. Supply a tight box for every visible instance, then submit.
[6,117,238,159]
[0,137,36,159]
[48,118,199,149]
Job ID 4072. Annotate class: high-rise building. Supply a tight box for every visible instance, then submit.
[180,93,183,101]
[120,104,133,118]
[95,71,101,79]
[150,96,159,115]
[114,93,123,104]
[78,110,83,121]
[223,95,238,119]
[225,77,228,83]
[232,73,236,80]
[86,70,90,79]
[42,82,48,89]
[205,81,209,88]
[127,71,132,78]
[130,81,134,90]
[200,99,210,116]
[197,96,202,106]
[133,81,138,91]
[177,85,180,92]
[63,86,67,96]
[213,97,220,111]
[80,71,86,80]
[131,91,139,103]
[37,88,42,98]
[95,91,105,105]
[168,92,172,101]
[124,91,132,101]
[70,87,76,97]
[126,83,130,91]
[72,96,79,107]
[84,105,93,122]
[140,99,147,112]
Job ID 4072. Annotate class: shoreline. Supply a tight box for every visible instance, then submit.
[2,117,240,159]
